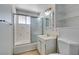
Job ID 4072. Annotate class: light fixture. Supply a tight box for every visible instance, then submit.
[45,8,52,16]
[45,11,51,15]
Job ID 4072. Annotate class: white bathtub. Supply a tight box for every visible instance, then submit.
[57,27,79,55]
[14,42,37,54]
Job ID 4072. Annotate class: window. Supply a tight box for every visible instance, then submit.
[18,15,31,24]
[26,16,31,24]
[18,15,26,24]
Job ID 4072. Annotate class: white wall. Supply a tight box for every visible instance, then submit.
[0,5,12,23]
[0,4,13,55]
[56,4,79,27]
[56,4,79,42]
[57,27,79,42]
[16,8,39,17]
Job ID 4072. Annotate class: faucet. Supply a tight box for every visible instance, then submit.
[47,34,50,36]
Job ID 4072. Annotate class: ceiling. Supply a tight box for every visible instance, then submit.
[15,4,54,13]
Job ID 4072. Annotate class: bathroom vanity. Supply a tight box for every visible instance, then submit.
[37,35,57,55]
[37,7,57,55]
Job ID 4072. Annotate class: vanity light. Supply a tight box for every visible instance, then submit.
[45,8,52,16]
[45,11,51,15]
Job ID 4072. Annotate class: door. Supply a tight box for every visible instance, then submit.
[0,5,13,55]
[0,23,13,55]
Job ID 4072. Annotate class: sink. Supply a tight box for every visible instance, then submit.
[38,31,58,40]
[37,34,57,55]
[38,35,57,40]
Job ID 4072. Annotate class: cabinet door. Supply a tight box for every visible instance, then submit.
[37,39,46,55]
[37,39,41,53]
[40,40,46,55]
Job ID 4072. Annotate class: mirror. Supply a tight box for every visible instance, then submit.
[41,11,54,35]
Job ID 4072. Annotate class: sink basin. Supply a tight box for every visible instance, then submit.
[38,35,56,40]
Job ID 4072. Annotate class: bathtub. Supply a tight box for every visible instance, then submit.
[14,42,37,54]
[57,27,79,55]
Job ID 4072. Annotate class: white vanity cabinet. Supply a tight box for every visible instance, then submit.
[37,35,57,55]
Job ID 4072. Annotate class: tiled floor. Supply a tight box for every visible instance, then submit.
[16,49,59,55]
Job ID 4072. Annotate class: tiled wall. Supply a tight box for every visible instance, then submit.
[31,17,42,43]
[56,4,79,42]
[56,4,79,28]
